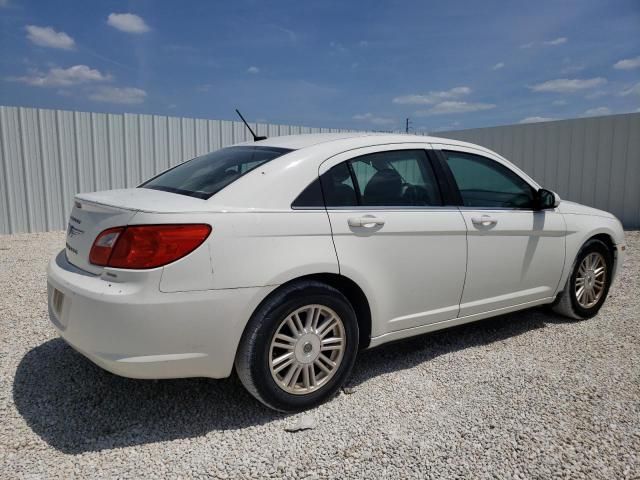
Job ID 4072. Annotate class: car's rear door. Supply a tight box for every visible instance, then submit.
[318,144,467,339]
[432,143,566,317]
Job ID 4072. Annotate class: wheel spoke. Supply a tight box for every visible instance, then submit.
[318,353,336,368]
[321,337,343,352]
[272,354,294,374]
[293,313,305,334]
[286,317,301,337]
[302,363,310,388]
[284,364,301,388]
[308,365,317,387]
[314,357,332,375]
[272,333,296,350]
[594,266,605,277]
[576,286,585,301]
[311,307,322,330]
[317,317,338,338]
[303,306,315,331]
[575,277,585,287]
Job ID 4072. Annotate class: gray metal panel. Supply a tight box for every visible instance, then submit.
[622,115,640,227]
[1,107,28,232]
[152,115,168,175]
[139,114,154,182]
[438,112,640,228]
[167,116,182,168]
[38,108,63,230]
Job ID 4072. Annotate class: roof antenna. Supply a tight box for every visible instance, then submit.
[235,109,267,141]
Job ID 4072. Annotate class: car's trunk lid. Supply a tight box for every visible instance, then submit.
[65,188,210,274]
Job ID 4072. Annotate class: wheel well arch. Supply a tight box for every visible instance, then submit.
[589,233,615,254]
[254,273,372,349]
[586,232,618,275]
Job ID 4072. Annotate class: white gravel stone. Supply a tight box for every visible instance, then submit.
[0,230,638,479]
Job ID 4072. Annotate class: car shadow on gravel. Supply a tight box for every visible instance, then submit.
[13,307,573,454]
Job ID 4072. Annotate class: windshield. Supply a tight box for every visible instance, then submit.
[140,146,292,199]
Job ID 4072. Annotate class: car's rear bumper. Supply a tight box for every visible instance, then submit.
[47,250,274,379]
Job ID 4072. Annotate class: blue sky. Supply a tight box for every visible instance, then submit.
[1,0,639,132]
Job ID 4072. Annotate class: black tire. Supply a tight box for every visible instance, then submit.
[552,239,613,320]
[235,280,359,412]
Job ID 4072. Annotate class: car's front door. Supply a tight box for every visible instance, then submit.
[434,144,566,317]
[319,144,467,338]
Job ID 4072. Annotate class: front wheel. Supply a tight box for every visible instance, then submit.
[552,239,613,320]
[235,281,359,411]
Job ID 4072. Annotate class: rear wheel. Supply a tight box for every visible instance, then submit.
[552,239,613,320]
[235,281,359,411]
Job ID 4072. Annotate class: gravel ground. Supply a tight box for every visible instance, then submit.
[1,231,639,479]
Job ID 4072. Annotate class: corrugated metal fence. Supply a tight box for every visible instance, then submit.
[438,113,640,228]
[0,106,356,234]
[1,107,638,233]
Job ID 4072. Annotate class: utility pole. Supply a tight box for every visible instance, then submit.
[405,117,411,134]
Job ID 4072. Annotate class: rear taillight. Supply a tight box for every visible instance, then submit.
[89,224,211,269]
[89,227,124,266]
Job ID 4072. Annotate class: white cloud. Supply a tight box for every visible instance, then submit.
[393,86,471,105]
[247,66,260,74]
[352,113,396,126]
[614,56,640,70]
[25,25,75,50]
[519,116,554,124]
[621,82,640,96]
[89,86,146,104]
[530,77,607,93]
[543,37,567,46]
[521,37,567,49]
[417,101,496,115]
[552,99,567,106]
[583,107,611,117]
[491,62,504,70]
[11,64,111,87]
[0,0,9,7]
[107,13,150,34]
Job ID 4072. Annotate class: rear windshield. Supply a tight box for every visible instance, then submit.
[140,146,292,199]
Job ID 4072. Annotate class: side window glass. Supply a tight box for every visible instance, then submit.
[349,150,441,206]
[444,151,534,208]
[320,162,358,207]
[291,178,324,208]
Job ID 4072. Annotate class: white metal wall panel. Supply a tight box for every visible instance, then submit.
[3,106,635,233]
[438,112,640,228]
[0,106,357,233]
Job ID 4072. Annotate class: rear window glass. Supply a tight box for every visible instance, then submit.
[141,146,292,199]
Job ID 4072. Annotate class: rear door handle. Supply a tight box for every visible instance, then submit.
[471,215,497,226]
[348,215,385,228]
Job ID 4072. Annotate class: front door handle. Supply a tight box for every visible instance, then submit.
[471,215,497,226]
[348,215,385,228]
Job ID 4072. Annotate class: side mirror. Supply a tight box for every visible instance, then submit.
[537,188,560,210]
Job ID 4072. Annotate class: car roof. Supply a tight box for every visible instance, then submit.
[242,132,483,151]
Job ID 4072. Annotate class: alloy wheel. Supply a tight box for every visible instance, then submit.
[269,304,346,395]
[575,252,607,309]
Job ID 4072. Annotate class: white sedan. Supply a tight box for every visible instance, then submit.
[48,133,625,411]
